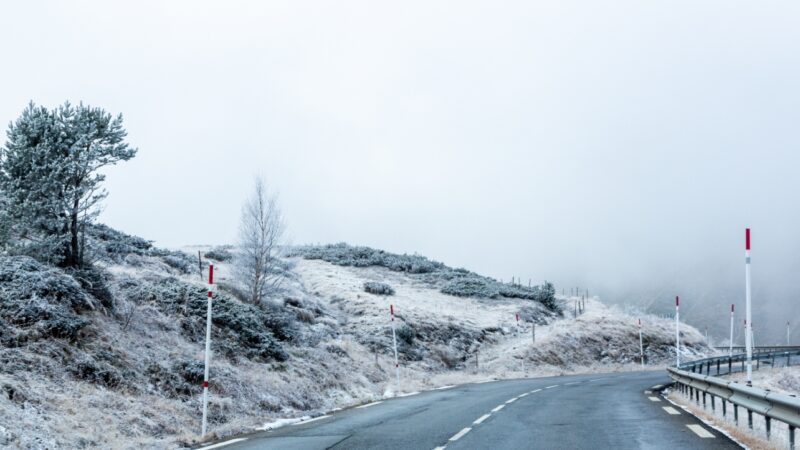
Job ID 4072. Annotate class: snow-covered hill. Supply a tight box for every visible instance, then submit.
[0,230,711,449]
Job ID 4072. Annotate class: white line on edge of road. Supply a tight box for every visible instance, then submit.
[356,401,383,409]
[491,404,505,412]
[198,438,248,450]
[396,391,420,398]
[473,414,491,425]
[545,385,559,389]
[687,424,715,438]
[293,415,331,425]
[449,427,472,441]
[435,385,456,390]
[662,407,681,415]
[648,397,661,402]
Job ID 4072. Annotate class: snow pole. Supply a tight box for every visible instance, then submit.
[729,304,735,358]
[201,264,214,437]
[390,304,400,385]
[675,296,680,368]
[638,319,644,367]
[745,228,753,386]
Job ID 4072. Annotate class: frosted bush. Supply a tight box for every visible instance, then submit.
[204,247,234,262]
[363,281,395,296]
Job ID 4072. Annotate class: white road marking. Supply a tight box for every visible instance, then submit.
[449,427,472,441]
[396,391,420,398]
[588,378,603,382]
[687,424,715,438]
[473,414,491,425]
[545,385,559,389]
[198,439,248,450]
[652,385,663,389]
[505,397,518,404]
[565,381,580,385]
[356,401,383,409]
[293,415,330,425]
[529,389,542,394]
[435,385,456,390]
[648,396,661,402]
[491,404,505,412]
[433,446,447,450]
[519,392,529,398]
[473,380,494,384]
[662,407,681,415]
[644,390,652,394]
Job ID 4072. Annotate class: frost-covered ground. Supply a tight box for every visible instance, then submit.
[0,231,712,449]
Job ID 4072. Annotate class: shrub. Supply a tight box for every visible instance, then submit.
[363,281,395,296]
[440,278,499,298]
[289,243,444,274]
[204,247,234,262]
[396,324,415,346]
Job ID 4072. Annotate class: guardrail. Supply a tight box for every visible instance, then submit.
[668,347,800,449]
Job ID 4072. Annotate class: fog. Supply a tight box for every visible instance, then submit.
[1,1,799,343]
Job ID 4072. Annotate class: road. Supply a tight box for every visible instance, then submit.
[208,371,740,450]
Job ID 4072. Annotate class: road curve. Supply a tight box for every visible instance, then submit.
[209,371,740,450]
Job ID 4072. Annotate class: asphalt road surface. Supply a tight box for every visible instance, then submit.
[206,371,740,450]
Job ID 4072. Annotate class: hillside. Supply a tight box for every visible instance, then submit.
[0,229,711,449]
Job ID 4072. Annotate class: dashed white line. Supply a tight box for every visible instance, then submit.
[529,389,542,394]
[519,392,529,398]
[648,396,661,402]
[565,381,580,385]
[293,415,330,425]
[644,390,652,394]
[449,427,472,441]
[545,385,559,389]
[356,401,383,409]
[198,438,248,450]
[662,407,681,415]
[491,404,505,412]
[433,446,447,450]
[687,424,715,438]
[505,397,518,404]
[473,414,491,425]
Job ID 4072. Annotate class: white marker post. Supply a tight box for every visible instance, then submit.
[729,304,735,358]
[201,264,214,437]
[675,296,680,368]
[745,228,753,386]
[638,319,644,367]
[390,304,400,385]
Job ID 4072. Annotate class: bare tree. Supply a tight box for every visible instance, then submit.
[235,178,285,304]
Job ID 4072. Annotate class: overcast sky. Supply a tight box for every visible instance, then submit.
[2,1,800,337]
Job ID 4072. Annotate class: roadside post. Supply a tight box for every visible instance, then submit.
[729,304,735,357]
[745,228,753,386]
[201,264,214,437]
[675,296,680,368]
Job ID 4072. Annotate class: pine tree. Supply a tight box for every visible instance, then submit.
[0,102,137,267]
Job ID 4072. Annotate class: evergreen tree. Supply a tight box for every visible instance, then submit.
[0,102,137,267]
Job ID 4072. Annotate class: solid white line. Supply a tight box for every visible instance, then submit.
[545,385,559,389]
[396,391,420,398]
[435,385,456,390]
[505,397,518,404]
[491,404,505,412]
[473,380,494,384]
[356,401,383,409]
[662,407,681,415]
[529,389,542,394]
[449,427,472,441]
[648,396,661,402]
[687,424,715,438]
[198,438,248,450]
[293,415,330,425]
[473,414,491,425]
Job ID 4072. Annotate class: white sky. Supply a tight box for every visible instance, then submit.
[2,1,800,338]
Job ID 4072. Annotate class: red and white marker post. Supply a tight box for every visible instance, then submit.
[638,319,644,367]
[390,304,400,385]
[201,264,214,437]
[745,228,753,386]
[729,304,735,358]
[675,296,680,368]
